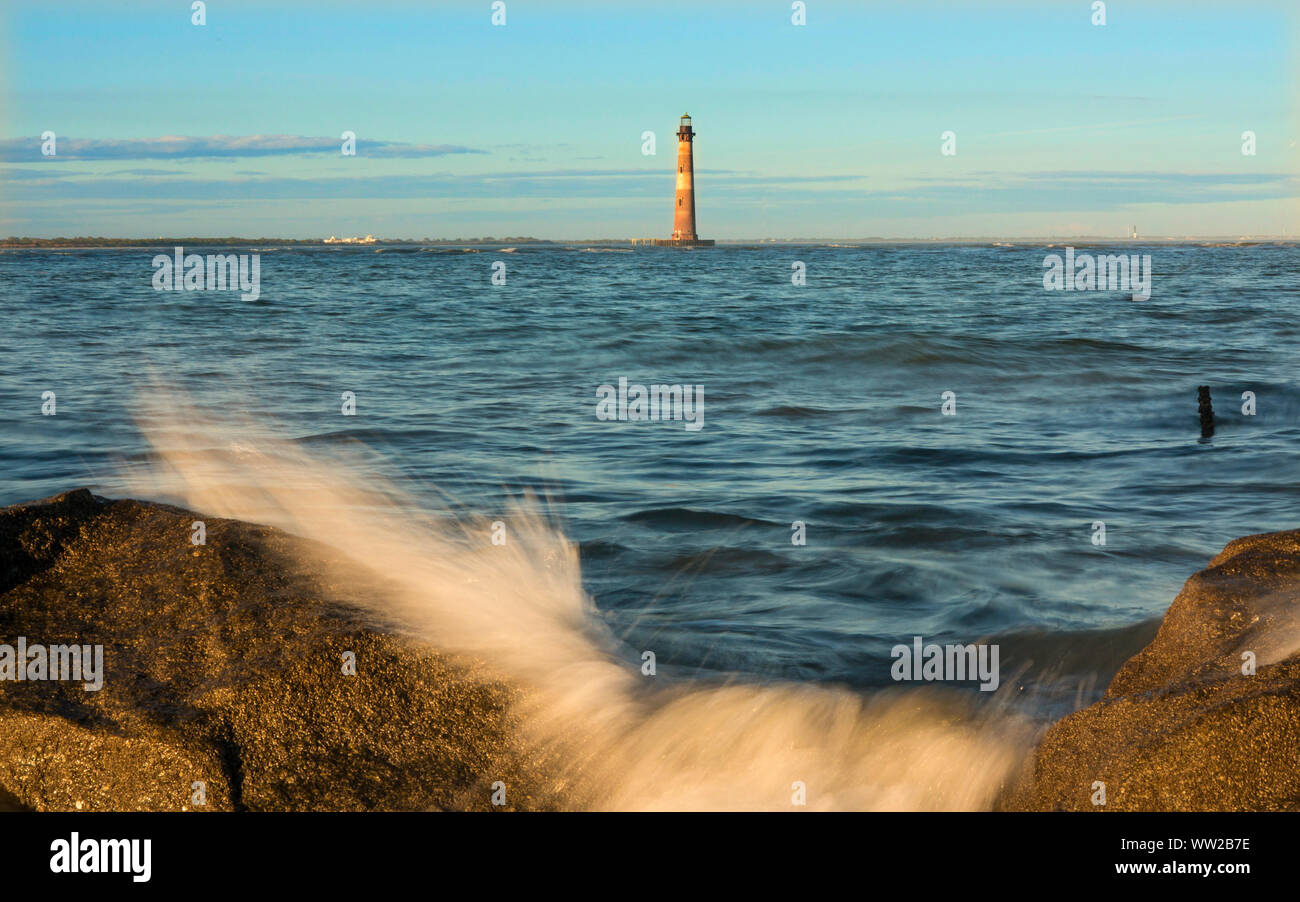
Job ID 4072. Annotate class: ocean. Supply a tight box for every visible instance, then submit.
[3,241,1298,733]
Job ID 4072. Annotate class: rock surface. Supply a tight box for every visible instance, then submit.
[0,489,550,811]
[1005,529,1300,811]
[5,489,1300,811]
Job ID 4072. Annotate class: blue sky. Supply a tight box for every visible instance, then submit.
[1,0,1296,238]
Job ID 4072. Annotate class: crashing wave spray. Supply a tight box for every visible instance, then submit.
[120,391,1036,810]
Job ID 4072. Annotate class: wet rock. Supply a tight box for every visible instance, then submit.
[1006,528,1300,811]
[0,490,548,811]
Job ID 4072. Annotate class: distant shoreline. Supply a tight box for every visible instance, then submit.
[4,236,1297,250]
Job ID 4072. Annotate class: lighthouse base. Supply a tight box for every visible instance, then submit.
[631,239,716,247]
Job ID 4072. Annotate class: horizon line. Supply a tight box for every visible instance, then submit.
[3,235,1298,245]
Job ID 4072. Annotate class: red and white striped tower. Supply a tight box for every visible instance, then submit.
[671,114,697,240]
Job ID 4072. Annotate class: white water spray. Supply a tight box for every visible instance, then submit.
[120,394,1035,810]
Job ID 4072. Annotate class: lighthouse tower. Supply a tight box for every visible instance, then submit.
[632,113,714,247]
[672,114,698,240]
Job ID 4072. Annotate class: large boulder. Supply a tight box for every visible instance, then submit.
[0,490,549,811]
[1006,529,1300,811]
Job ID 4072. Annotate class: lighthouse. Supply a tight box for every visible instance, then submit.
[633,113,715,247]
[672,114,698,240]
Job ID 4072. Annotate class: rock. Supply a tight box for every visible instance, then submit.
[0,490,551,811]
[9,488,1300,812]
[1005,528,1300,811]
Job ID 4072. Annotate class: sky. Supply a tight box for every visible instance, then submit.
[1,0,1296,239]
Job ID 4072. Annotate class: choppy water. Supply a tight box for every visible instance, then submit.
[4,243,1299,705]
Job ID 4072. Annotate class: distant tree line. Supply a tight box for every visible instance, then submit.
[2,236,554,248]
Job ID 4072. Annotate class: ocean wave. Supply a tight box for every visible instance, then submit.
[115,389,1037,810]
